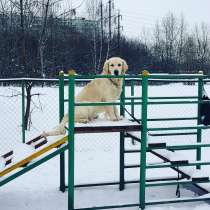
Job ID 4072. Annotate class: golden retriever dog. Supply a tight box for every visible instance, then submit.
[42,57,128,137]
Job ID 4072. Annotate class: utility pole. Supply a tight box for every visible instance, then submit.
[108,0,112,42]
[20,0,26,76]
[106,0,113,59]
[117,10,122,56]
[100,1,104,43]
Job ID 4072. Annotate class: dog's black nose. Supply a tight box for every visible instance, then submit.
[114,70,119,76]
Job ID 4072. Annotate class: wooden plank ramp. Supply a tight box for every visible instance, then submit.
[0,136,68,177]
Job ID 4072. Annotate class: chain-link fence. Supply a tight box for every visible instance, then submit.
[1,78,210,184]
[0,79,60,155]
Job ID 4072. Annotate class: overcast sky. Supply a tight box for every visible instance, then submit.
[113,0,210,38]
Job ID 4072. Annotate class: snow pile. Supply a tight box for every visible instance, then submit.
[191,169,210,178]
[13,144,35,162]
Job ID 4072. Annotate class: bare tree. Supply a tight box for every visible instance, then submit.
[194,23,210,72]
[176,14,187,73]
[86,0,100,73]
[161,12,179,72]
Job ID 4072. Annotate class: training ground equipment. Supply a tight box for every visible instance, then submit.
[2,71,210,210]
[63,71,210,210]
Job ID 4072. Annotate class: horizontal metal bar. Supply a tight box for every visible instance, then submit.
[146,179,210,187]
[64,100,142,106]
[146,160,210,169]
[124,142,209,152]
[147,74,206,79]
[1,75,210,82]
[146,197,210,205]
[149,100,210,105]
[73,75,140,79]
[148,100,199,105]
[129,117,198,123]
[165,143,210,150]
[148,125,210,131]
[65,73,206,80]
[74,101,142,106]
[125,96,198,100]
[125,78,201,82]
[124,149,141,153]
[149,132,197,136]
[73,177,180,188]
[148,117,197,121]
[125,164,140,168]
[63,100,210,106]
[74,203,139,210]
[0,78,59,82]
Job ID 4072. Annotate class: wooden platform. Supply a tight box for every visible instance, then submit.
[74,119,141,133]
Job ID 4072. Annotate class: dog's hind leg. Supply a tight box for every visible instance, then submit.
[105,105,122,121]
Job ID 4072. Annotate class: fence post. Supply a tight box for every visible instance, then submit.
[119,77,125,190]
[131,79,135,144]
[140,70,149,210]
[197,71,203,169]
[131,79,134,117]
[21,80,25,143]
[59,71,66,192]
[68,70,75,210]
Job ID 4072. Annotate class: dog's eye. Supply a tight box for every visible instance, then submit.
[110,64,114,67]
[118,64,122,67]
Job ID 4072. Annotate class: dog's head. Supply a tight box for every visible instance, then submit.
[103,57,128,76]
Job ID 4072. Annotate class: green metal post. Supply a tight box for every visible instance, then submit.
[131,79,135,144]
[197,73,203,169]
[140,71,149,210]
[21,80,25,143]
[119,78,125,191]
[68,70,75,210]
[131,79,134,116]
[59,71,66,192]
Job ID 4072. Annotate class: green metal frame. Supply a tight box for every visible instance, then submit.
[68,71,75,210]
[140,71,149,209]
[197,77,203,169]
[59,71,66,192]
[138,71,210,209]
[119,78,125,190]
[65,71,210,210]
[2,72,210,210]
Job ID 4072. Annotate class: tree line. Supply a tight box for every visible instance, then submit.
[0,0,210,78]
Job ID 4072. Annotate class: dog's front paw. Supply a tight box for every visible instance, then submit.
[77,119,89,123]
[118,115,124,120]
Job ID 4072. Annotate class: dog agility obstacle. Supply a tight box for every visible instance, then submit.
[1,71,210,210]
[64,70,210,209]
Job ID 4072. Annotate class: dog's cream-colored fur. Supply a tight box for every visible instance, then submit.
[42,57,128,137]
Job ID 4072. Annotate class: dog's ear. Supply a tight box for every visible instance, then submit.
[122,60,128,73]
[103,59,109,74]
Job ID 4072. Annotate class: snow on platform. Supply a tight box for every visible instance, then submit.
[75,118,139,127]
[127,131,210,194]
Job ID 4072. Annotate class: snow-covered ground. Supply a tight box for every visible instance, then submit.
[1,82,210,210]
